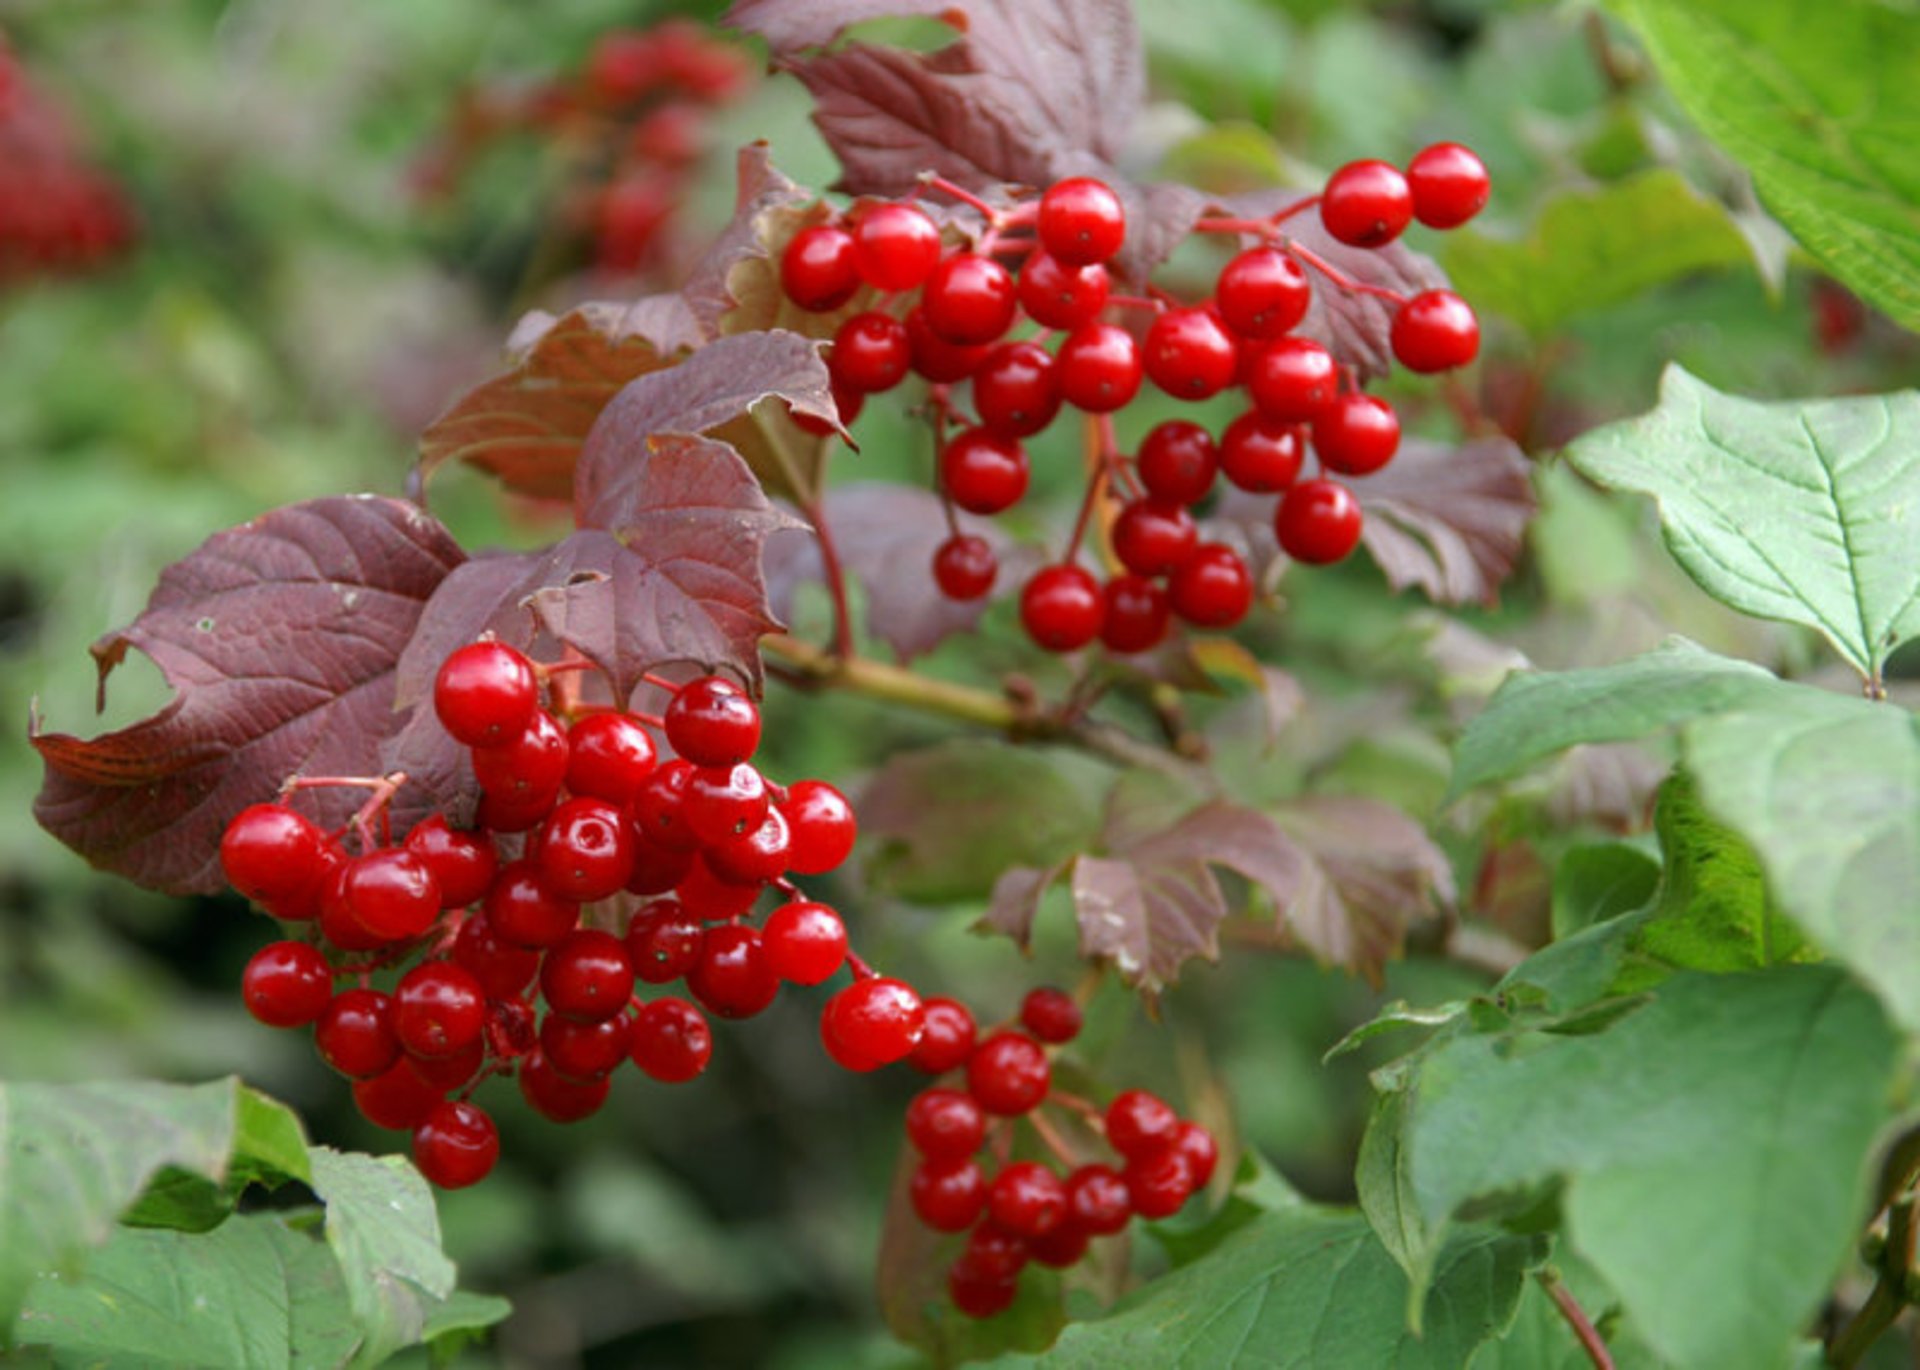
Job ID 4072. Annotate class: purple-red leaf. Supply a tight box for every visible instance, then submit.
[1350,435,1536,607]
[32,497,466,895]
[980,862,1069,947]
[683,143,816,338]
[1071,852,1225,993]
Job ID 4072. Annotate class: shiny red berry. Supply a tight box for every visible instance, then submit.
[822,976,926,1070]
[1056,322,1142,412]
[535,797,634,902]
[1215,246,1310,339]
[830,310,912,394]
[541,928,636,1022]
[1320,159,1414,247]
[564,713,657,805]
[1247,337,1337,421]
[626,832,696,895]
[483,860,580,949]
[315,989,401,1079]
[687,923,780,1019]
[1100,575,1171,654]
[404,816,497,910]
[966,1031,1050,1115]
[1111,500,1197,577]
[762,900,848,985]
[1173,1120,1220,1188]
[907,1087,988,1161]
[540,1010,633,1082]
[940,428,1029,515]
[1066,1163,1133,1235]
[852,202,941,291]
[626,899,706,983]
[221,804,327,906]
[1406,142,1489,228]
[972,341,1061,438]
[1019,987,1082,1044]
[471,707,569,807]
[1028,1222,1090,1268]
[518,1049,612,1123]
[1105,1088,1179,1159]
[906,305,991,382]
[1168,544,1254,628]
[922,253,1017,345]
[705,807,791,886]
[1020,565,1104,652]
[778,779,858,875]
[932,534,999,601]
[1391,290,1479,372]
[683,763,770,846]
[1143,306,1238,400]
[434,641,538,748]
[664,678,760,767]
[1038,177,1125,266]
[241,941,333,1028]
[352,1061,443,1131]
[632,758,700,850]
[1220,411,1305,493]
[452,912,541,998]
[393,961,486,1058]
[674,853,762,921]
[630,997,713,1082]
[1135,420,1217,506]
[912,1160,988,1232]
[780,223,860,312]
[948,1260,1018,1319]
[341,849,442,942]
[1016,250,1109,330]
[412,1100,499,1189]
[989,1161,1068,1237]
[1276,479,1364,564]
[1313,392,1400,476]
[1124,1147,1195,1219]
[909,997,978,1074]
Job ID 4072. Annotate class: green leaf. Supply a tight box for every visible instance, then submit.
[1567,367,1920,684]
[1469,1259,1669,1370]
[421,1290,514,1360]
[979,1209,1541,1369]
[1443,169,1751,335]
[1612,0,1920,331]
[0,1078,306,1332]
[1150,1152,1306,1270]
[122,1087,313,1234]
[1449,637,1784,798]
[15,1213,360,1369]
[1368,966,1897,1370]
[1685,685,1920,1032]
[307,1147,457,1368]
[1324,1000,1471,1063]
[1550,842,1660,939]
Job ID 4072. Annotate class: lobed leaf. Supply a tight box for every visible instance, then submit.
[1349,435,1536,607]
[308,1147,457,1367]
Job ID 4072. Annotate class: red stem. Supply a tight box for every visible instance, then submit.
[1028,1106,1083,1169]
[1283,240,1406,304]
[803,497,857,660]
[1061,415,1118,564]
[1540,1272,1615,1370]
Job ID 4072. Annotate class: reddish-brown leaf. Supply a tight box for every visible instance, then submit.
[1070,853,1224,993]
[978,862,1068,948]
[32,497,466,895]
[683,143,818,338]
[1350,436,1536,607]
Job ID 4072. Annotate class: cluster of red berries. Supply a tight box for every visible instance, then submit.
[0,44,135,283]
[220,637,870,1190]
[777,146,1490,654]
[412,21,749,275]
[896,987,1217,1318]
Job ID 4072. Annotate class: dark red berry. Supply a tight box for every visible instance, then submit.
[1017,250,1109,330]
[541,928,636,1022]
[1028,1222,1090,1268]
[912,1159,989,1232]
[452,912,541,998]
[948,1261,1018,1320]
[564,713,657,805]
[1105,1089,1179,1159]
[822,976,926,1071]
[682,763,770,847]
[393,961,486,1059]
[1144,306,1238,400]
[1320,159,1413,247]
[632,758,700,851]
[1173,1120,1219,1189]
[972,341,1061,438]
[932,535,998,601]
[474,783,555,835]
[906,305,990,382]
[907,1087,988,1161]
[584,30,656,105]
[1391,290,1479,372]
[434,641,538,748]
[989,1161,1068,1237]
[483,860,580,949]
[410,1038,484,1093]
[535,797,635,902]
[1124,1147,1195,1219]
[259,840,342,923]
[485,995,538,1060]
[1220,410,1305,493]
[762,900,848,985]
[1056,323,1142,413]
[221,804,327,906]
[353,1061,443,1131]
[1100,575,1171,654]
[962,1221,1030,1282]
[1020,565,1104,652]
[540,1010,633,1082]
[518,1049,612,1123]
[341,849,442,942]
[626,899,706,984]
[966,1032,1050,1115]
[1168,543,1254,628]
[1216,246,1311,339]
[705,806,791,886]
[830,310,912,394]
[1111,500,1198,577]
[1313,392,1399,476]
[852,201,941,291]
[318,864,389,952]
[412,1100,499,1189]
[922,253,1017,345]
[1135,420,1218,506]
[778,779,857,875]
[472,707,569,805]
[674,853,762,921]
[781,223,860,312]
[1066,1163,1133,1235]
[688,923,780,1019]
[315,989,401,1079]
[626,832,697,895]
[404,816,498,910]
[909,997,978,1074]
[665,677,761,767]
[1276,479,1364,564]
[1019,987,1082,1044]
[1406,142,1489,228]
[1247,337,1337,421]
[241,941,333,1028]
[1038,177,1125,266]
[631,997,713,1082]
[940,428,1029,515]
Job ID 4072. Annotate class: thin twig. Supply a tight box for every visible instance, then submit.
[1538,1270,1615,1370]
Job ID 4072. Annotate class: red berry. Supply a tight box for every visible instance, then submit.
[1111,499,1198,577]
[907,1087,988,1161]
[853,202,941,291]
[540,1010,633,1081]
[452,912,541,998]
[674,853,762,921]
[1017,250,1110,330]
[1143,306,1238,400]
[221,804,327,906]
[1276,479,1364,564]
[1105,1089,1179,1159]
[778,779,857,875]
[341,849,442,942]
[762,900,848,984]
[404,816,498,909]
[966,1032,1050,1115]
[626,832,697,895]
[1038,177,1125,266]
[1247,337,1337,421]
[412,1100,498,1189]
[318,865,388,952]
[484,995,538,1060]
[1215,246,1311,339]
[1135,420,1218,506]
[518,1049,612,1123]
[1020,565,1104,652]
[829,310,912,394]
[822,976,925,1070]
[472,707,569,806]
[922,253,1017,345]
[1406,142,1489,228]
[434,641,538,748]
[705,807,791,886]
[1124,1148,1195,1219]
[564,713,657,805]
[932,535,998,601]
[1313,392,1399,476]
[1320,159,1414,247]
[912,1159,989,1232]
[906,305,991,382]
[940,427,1029,515]
[1019,987,1082,1044]
[541,928,636,1022]
[1172,1120,1219,1189]
[1100,576,1171,654]
[1219,410,1306,493]
[631,997,713,1082]
[632,759,700,851]
[682,763,770,846]
[947,1260,1018,1319]
[664,679,760,767]
[258,839,342,923]
[1055,323,1142,413]
[781,223,860,312]
[626,899,707,984]
[989,1161,1068,1237]
[315,989,401,1079]
[1066,1163,1133,1235]
[687,923,780,1019]
[409,1038,484,1093]
[1391,289,1479,372]
[473,784,554,836]
[393,961,486,1059]
[352,1061,443,1131]
[962,1221,1030,1281]
[585,30,657,105]
[241,941,333,1028]
[1168,544,1254,628]
[483,860,580,949]
[535,797,634,902]
[909,997,978,1074]
[972,341,1061,438]
[1028,1222,1090,1268]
